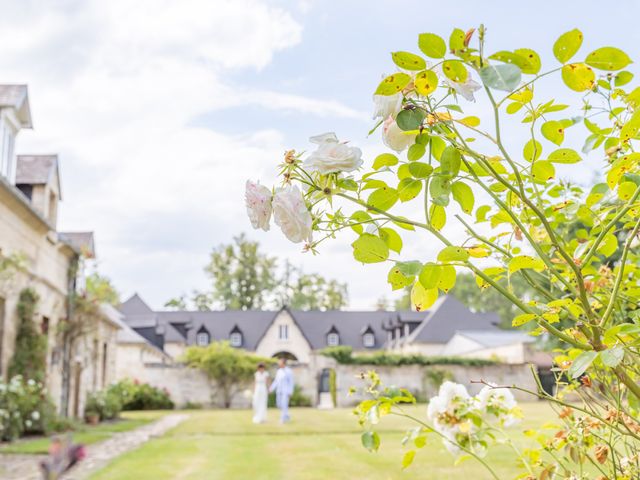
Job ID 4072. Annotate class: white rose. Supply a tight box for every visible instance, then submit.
[31,411,40,421]
[245,180,272,231]
[303,133,363,174]
[382,116,415,153]
[372,93,403,120]
[273,185,313,244]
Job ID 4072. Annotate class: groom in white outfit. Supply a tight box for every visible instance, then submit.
[269,358,294,423]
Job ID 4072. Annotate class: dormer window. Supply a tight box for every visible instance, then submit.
[363,332,375,348]
[326,326,340,346]
[196,328,210,346]
[229,326,243,347]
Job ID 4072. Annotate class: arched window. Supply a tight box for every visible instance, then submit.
[363,332,375,348]
[196,331,210,346]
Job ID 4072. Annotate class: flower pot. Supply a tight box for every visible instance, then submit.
[85,413,100,425]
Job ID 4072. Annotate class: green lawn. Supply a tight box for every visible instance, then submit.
[0,411,167,454]
[90,403,556,480]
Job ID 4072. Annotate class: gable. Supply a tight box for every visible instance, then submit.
[254,310,312,363]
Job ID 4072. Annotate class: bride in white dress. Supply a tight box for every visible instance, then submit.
[252,363,269,423]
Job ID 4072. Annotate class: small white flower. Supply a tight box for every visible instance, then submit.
[372,93,403,120]
[382,116,415,153]
[272,185,313,244]
[303,133,363,175]
[245,180,272,232]
[31,411,40,421]
[477,385,520,427]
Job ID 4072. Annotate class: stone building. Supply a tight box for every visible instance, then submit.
[0,84,118,417]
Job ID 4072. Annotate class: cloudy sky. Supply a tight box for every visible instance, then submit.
[2,0,640,309]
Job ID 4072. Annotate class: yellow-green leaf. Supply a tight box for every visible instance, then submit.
[388,265,414,291]
[618,181,637,201]
[429,204,446,231]
[597,233,618,257]
[523,139,542,162]
[438,246,469,262]
[352,234,390,264]
[411,282,438,312]
[368,187,399,210]
[541,120,565,146]
[419,262,442,289]
[512,313,537,327]
[509,255,546,273]
[391,51,427,71]
[585,47,632,71]
[402,450,416,470]
[451,181,474,214]
[548,148,581,164]
[398,178,422,202]
[553,29,583,63]
[373,153,398,170]
[418,33,446,59]
[437,265,456,292]
[442,60,468,83]
[561,63,595,92]
[514,48,541,74]
[375,73,411,96]
[415,69,439,95]
[379,227,403,254]
[531,160,555,183]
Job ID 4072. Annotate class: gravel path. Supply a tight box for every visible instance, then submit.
[0,413,188,480]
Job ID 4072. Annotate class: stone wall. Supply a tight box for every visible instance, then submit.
[136,358,539,409]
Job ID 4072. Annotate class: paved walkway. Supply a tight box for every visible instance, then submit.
[0,413,188,480]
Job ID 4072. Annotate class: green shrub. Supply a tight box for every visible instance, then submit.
[108,379,174,411]
[320,347,496,367]
[85,389,122,421]
[8,289,47,383]
[182,401,203,410]
[0,375,57,441]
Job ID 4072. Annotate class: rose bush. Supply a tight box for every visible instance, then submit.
[249,25,640,478]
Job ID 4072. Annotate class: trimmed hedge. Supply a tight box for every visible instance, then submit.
[320,346,497,366]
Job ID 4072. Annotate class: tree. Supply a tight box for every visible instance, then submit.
[281,263,348,310]
[183,341,271,408]
[253,25,640,477]
[85,271,120,306]
[164,295,187,310]
[8,288,47,382]
[204,233,278,310]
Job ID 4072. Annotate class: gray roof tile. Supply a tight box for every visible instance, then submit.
[0,85,32,127]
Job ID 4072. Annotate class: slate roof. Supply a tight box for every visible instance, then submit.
[407,296,500,344]
[118,294,503,353]
[0,85,32,127]
[15,155,62,199]
[59,232,95,258]
[455,330,534,348]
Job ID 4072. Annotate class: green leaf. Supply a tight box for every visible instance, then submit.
[352,234,390,264]
[449,28,465,53]
[615,71,634,87]
[418,33,446,59]
[349,211,372,234]
[397,261,422,276]
[411,282,438,312]
[585,47,632,71]
[373,153,399,170]
[375,73,411,96]
[509,255,545,273]
[541,120,565,146]
[419,263,442,289]
[568,351,598,379]
[429,204,446,231]
[442,60,468,83]
[408,162,433,178]
[523,139,542,162]
[368,187,399,210]
[597,233,618,257]
[402,450,416,470]
[479,64,521,92]
[618,181,637,201]
[621,110,640,141]
[429,177,451,206]
[561,63,595,92]
[514,48,541,74]
[398,178,423,202]
[531,160,555,183]
[391,51,426,71]
[407,143,426,161]
[396,108,426,131]
[379,227,403,254]
[600,347,624,368]
[512,313,537,327]
[476,205,491,222]
[388,265,413,291]
[414,70,439,95]
[489,51,532,72]
[440,146,461,177]
[451,181,474,214]
[437,246,469,262]
[393,217,416,231]
[361,431,380,452]
[548,148,581,164]
[437,265,456,292]
[553,29,583,63]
